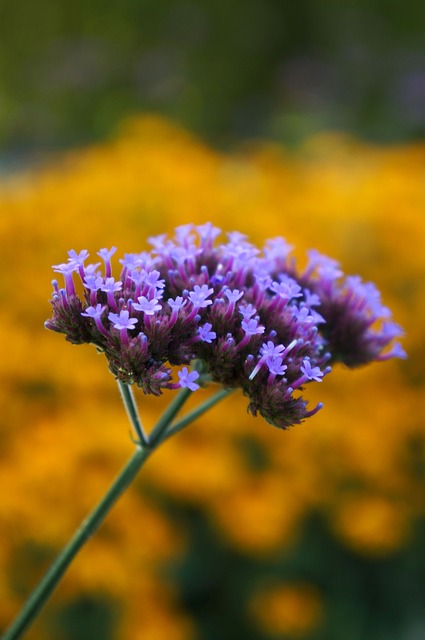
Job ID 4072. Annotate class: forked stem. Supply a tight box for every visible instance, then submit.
[2,383,231,640]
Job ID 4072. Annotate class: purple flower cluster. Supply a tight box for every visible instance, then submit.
[45,223,405,429]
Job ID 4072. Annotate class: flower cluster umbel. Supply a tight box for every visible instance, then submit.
[45,223,405,429]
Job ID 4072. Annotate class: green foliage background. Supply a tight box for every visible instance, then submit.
[0,0,424,152]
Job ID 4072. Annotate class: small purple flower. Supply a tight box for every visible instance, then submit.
[178,367,200,391]
[108,309,138,346]
[242,318,265,336]
[68,249,89,264]
[144,270,165,289]
[303,289,321,308]
[270,277,302,300]
[260,341,286,360]
[101,278,122,293]
[101,277,122,311]
[52,262,78,296]
[133,296,162,316]
[84,263,101,276]
[266,356,288,384]
[300,358,324,382]
[52,262,78,275]
[84,275,104,291]
[293,306,317,325]
[239,304,257,320]
[68,249,89,279]
[267,356,287,376]
[168,296,186,311]
[98,247,117,278]
[224,288,244,303]
[196,222,221,249]
[264,237,294,261]
[108,309,138,331]
[81,304,105,319]
[188,284,214,308]
[81,304,109,337]
[198,323,216,343]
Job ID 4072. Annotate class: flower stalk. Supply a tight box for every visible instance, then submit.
[2,381,230,640]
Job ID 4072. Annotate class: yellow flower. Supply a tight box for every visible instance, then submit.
[249,582,323,637]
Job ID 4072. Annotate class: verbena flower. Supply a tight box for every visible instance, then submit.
[45,223,405,429]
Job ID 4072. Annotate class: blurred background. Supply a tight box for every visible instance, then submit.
[0,1,424,639]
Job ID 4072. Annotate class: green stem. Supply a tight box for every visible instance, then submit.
[2,445,151,640]
[2,386,194,640]
[148,387,192,447]
[117,380,148,446]
[163,388,234,442]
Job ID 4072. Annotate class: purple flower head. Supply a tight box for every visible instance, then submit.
[46,224,405,427]
[178,367,200,391]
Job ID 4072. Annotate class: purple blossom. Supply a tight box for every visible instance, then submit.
[267,356,287,377]
[224,288,244,303]
[300,358,324,382]
[108,310,138,331]
[178,367,200,391]
[260,341,286,359]
[188,284,214,308]
[52,262,78,296]
[303,289,321,308]
[46,224,405,428]
[196,222,221,249]
[270,277,302,300]
[84,263,101,276]
[133,296,162,315]
[68,249,89,264]
[101,278,122,293]
[198,323,217,343]
[101,277,122,311]
[168,296,186,311]
[81,304,105,319]
[98,247,117,278]
[241,318,265,336]
[239,304,257,320]
[84,275,104,291]
[264,237,294,261]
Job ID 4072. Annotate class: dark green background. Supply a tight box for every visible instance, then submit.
[1,0,424,153]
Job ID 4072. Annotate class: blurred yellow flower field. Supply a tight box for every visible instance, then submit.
[0,115,424,639]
